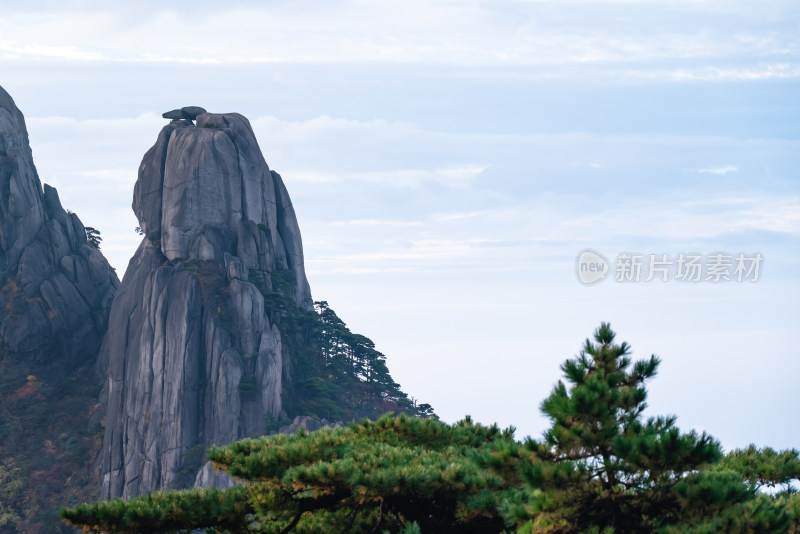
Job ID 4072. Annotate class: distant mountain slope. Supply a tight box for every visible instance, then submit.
[0,85,118,366]
[0,85,119,532]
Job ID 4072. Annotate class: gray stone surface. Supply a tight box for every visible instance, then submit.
[0,85,119,366]
[97,110,315,499]
[181,106,207,120]
[162,109,184,119]
[194,461,236,490]
[162,107,207,122]
[273,171,313,307]
[278,416,344,435]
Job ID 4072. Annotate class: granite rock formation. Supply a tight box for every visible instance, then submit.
[97,109,313,499]
[0,85,119,366]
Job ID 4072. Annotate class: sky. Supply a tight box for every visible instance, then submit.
[1,0,798,450]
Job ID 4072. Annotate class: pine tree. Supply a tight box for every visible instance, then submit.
[84,226,102,249]
[62,415,519,533]
[506,322,792,533]
[719,445,800,493]
[284,301,426,421]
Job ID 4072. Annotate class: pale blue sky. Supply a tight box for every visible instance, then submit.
[2,0,798,448]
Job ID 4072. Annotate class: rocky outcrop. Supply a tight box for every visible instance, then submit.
[0,85,118,366]
[278,415,345,434]
[97,110,313,499]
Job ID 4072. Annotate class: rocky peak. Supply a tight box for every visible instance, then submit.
[97,108,314,499]
[0,85,119,366]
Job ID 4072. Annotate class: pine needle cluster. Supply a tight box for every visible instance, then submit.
[63,415,518,533]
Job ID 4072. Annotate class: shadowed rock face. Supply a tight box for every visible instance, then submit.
[0,85,119,366]
[97,111,313,499]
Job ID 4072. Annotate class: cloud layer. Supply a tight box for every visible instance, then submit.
[1,0,798,82]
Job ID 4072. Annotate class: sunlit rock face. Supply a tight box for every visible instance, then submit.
[0,84,118,367]
[96,110,313,499]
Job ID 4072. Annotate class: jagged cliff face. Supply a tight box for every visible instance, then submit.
[0,85,119,366]
[97,111,313,499]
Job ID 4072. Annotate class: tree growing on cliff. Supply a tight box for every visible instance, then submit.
[277,298,430,422]
[84,226,102,249]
